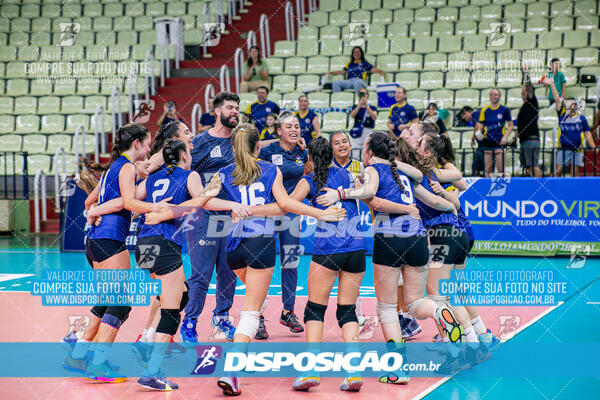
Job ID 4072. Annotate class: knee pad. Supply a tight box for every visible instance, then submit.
[336,304,358,328]
[179,290,189,312]
[406,298,428,320]
[303,301,327,323]
[236,311,260,339]
[90,306,107,319]
[101,306,132,329]
[426,294,448,308]
[157,308,181,336]
[376,301,398,324]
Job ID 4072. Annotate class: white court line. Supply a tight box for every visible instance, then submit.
[586,302,600,305]
[413,302,565,400]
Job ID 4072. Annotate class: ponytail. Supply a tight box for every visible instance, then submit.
[419,122,455,165]
[162,138,187,175]
[110,123,149,167]
[366,131,404,191]
[231,123,261,186]
[151,121,181,156]
[307,137,333,194]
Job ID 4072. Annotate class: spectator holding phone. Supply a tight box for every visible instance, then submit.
[518,65,542,177]
[157,100,184,127]
[419,102,447,136]
[349,88,378,150]
[197,97,216,133]
[240,45,270,93]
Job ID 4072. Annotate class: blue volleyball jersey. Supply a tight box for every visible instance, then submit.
[344,60,373,80]
[260,127,278,141]
[88,155,133,242]
[441,182,474,241]
[218,160,278,252]
[244,100,280,132]
[389,102,418,136]
[295,109,318,145]
[370,163,426,236]
[557,105,590,150]
[190,130,234,215]
[137,167,192,247]
[303,167,366,255]
[259,142,308,194]
[416,173,464,231]
[478,104,512,145]
[199,112,216,127]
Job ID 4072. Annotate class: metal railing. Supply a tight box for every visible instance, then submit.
[191,103,203,135]
[53,147,67,212]
[234,47,244,94]
[0,151,28,199]
[246,30,257,50]
[205,84,215,109]
[285,2,295,41]
[307,0,317,13]
[110,86,123,135]
[259,14,271,58]
[295,0,306,28]
[144,49,156,101]
[93,106,106,155]
[155,17,185,87]
[220,65,231,92]
[33,169,47,233]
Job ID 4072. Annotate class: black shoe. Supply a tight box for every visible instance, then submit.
[255,315,269,340]
[279,310,304,333]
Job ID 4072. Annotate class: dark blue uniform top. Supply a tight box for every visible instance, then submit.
[137,167,193,247]
[244,100,281,132]
[295,108,318,145]
[199,112,216,127]
[191,130,235,215]
[259,142,308,194]
[304,167,366,255]
[218,160,278,252]
[88,155,133,242]
[415,173,464,231]
[370,163,426,237]
[441,182,474,241]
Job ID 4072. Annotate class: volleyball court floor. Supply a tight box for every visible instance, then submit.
[0,237,598,399]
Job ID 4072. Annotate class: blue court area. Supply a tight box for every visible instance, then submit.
[0,238,599,399]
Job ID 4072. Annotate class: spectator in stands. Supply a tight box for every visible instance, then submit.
[295,95,321,145]
[419,102,447,136]
[260,113,279,140]
[240,45,270,93]
[454,106,475,128]
[475,88,514,176]
[469,108,485,176]
[197,97,216,133]
[388,87,418,137]
[326,46,385,93]
[545,79,596,177]
[543,58,566,106]
[157,100,184,127]
[349,88,378,150]
[518,65,542,177]
[242,86,281,132]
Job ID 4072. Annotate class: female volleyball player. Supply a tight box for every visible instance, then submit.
[147,121,194,173]
[145,124,345,396]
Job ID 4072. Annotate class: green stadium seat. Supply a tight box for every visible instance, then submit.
[528,3,549,18]
[564,86,586,100]
[83,96,107,114]
[266,58,284,75]
[134,16,153,32]
[322,112,347,131]
[367,38,389,55]
[377,54,399,72]
[455,21,477,35]
[308,92,330,109]
[362,0,381,11]
[320,0,339,12]
[183,30,203,46]
[321,39,343,57]
[329,11,349,26]
[146,3,166,17]
[298,26,318,41]
[424,53,447,70]
[97,31,117,46]
[330,92,354,108]
[0,97,14,114]
[390,38,412,54]
[446,67,470,88]
[573,48,598,66]
[497,71,521,88]
[551,1,572,17]
[40,115,64,133]
[430,89,454,109]
[409,22,431,37]
[414,8,435,23]
[382,0,402,7]
[472,71,495,89]
[538,31,562,49]
[66,114,89,132]
[18,46,40,62]
[505,3,526,19]
[167,2,186,16]
[574,0,597,15]
[420,72,443,89]
[548,48,571,66]
[0,5,20,19]
[514,32,537,50]
[9,33,29,47]
[505,88,522,108]
[393,9,414,24]
[470,0,491,5]
[563,31,589,49]
[284,57,306,75]
[460,6,480,21]
[438,36,461,53]
[90,113,113,132]
[538,108,557,129]
[388,23,409,39]
[0,18,8,33]
[562,67,577,86]
[307,56,330,74]
[405,0,426,8]
[481,5,502,20]
[340,0,360,11]
[109,45,131,61]
[550,16,574,32]
[274,41,295,58]
[589,31,600,47]
[438,7,459,22]
[575,17,598,31]
[85,45,108,61]
[29,81,52,99]
[365,24,386,39]
[272,75,295,93]
[26,154,51,173]
[413,37,437,53]
[330,56,348,71]
[372,9,392,25]
[31,32,52,47]
[472,51,495,70]
[0,115,14,134]
[395,72,418,90]
[432,21,453,37]
[526,17,549,33]
[297,40,318,57]
[296,75,320,92]
[61,5,81,18]
[6,79,28,96]
[308,11,329,27]
[320,26,340,40]
[38,97,60,114]
[455,89,480,108]
[21,4,40,18]
[12,17,31,32]
[16,115,39,133]
[6,62,27,79]
[93,17,112,32]
[426,0,446,7]
[400,54,422,71]
[350,10,370,23]
[124,4,144,18]
[0,134,21,152]
[46,134,72,154]
[409,90,428,109]
[373,112,388,130]
[61,96,84,114]
[82,4,102,18]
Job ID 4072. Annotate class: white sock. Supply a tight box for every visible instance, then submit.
[471,316,487,336]
[140,329,148,343]
[71,339,91,359]
[260,297,269,316]
[355,297,363,318]
[464,326,478,343]
[146,327,156,343]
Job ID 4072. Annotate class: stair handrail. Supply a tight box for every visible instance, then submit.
[259,14,271,58]
[201,2,211,58]
[144,49,156,100]
[53,147,66,210]
[93,105,106,155]
[220,65,231,92]
[205,84,215,111]
[191,103,203,136]
[296,0,306,27]
[234,47,244,94]
[110,85,123,135]
[34,169,47,233]
[154,17,185,86]
[285,2,295,41]
[246,30,257,51]
[308,0,317,13]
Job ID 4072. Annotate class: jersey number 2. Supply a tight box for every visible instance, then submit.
[152,179,170,203]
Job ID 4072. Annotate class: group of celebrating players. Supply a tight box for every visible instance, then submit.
[61,91,500,395]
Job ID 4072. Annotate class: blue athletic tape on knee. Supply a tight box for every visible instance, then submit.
[406,298,428,320]
[157,309,181,336]
[236,311,259,339]
[376,301,398,324]
[303,301,327,323]
[101,306,132,329]
[179,290,189,312]
[90,306,107,319]
[336,304,358,328]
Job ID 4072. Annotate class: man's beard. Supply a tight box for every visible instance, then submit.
[221,114,238,129]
